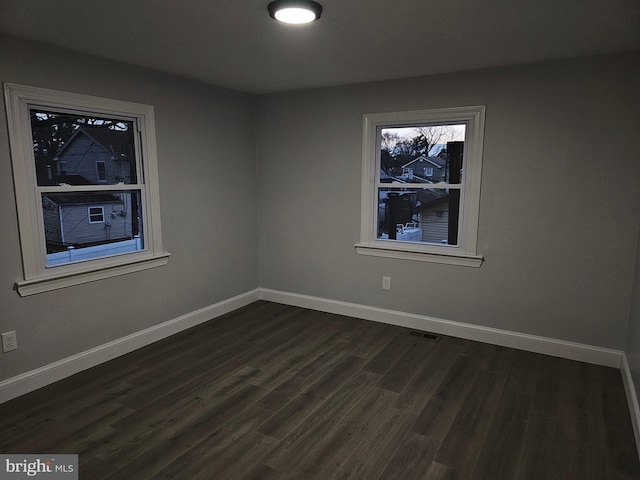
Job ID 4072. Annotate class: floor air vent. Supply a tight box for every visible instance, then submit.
[409,331,441,341]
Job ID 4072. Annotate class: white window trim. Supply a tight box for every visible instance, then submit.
[4,83,170,296]
[355,105,485,267]
[88,206,105,224]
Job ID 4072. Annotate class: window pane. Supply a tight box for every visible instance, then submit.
[42,190,143,266]
[380,125,465,184]
[31,109,137,186]
[377,188,460,245]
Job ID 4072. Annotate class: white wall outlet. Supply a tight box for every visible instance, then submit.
[382,276,391,290]
[2,331,17,353]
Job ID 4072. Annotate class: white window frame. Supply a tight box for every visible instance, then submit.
[88,206,105,224]
[355,106,485,267]
[4,83,170,296]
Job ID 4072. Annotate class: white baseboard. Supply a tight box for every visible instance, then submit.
[258,288,623,368]
[0,287,626,405]
[0,289,260,404]
[621,354,640,460]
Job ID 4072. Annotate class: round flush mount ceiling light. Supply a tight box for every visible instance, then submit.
[268,0,323,24]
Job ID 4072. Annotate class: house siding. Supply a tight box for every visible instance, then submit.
[56,133,131,184]
[42,199,62,244]
[419,208,449,244]
[401,156,446,182]
[60,203,133,246]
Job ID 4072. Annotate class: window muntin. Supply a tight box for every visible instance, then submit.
[5,83,169,295]
[357,106,485,266]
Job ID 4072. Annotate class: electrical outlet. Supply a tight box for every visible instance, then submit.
[2,331,17,353]
[382,276,391,290]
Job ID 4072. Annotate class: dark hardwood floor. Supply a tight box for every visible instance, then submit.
[1,301,639,479]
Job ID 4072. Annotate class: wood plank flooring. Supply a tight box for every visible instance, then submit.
[1,300,639,479]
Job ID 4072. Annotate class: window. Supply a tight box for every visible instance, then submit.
[57,160,67,176]
[356,106,485,267]
[4,83,170,296]
[88,206,105,223]
[96,161,107,182]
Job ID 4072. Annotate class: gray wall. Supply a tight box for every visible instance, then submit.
[256,52,640,349]
[2,33,639,386]
[0,35,259,380]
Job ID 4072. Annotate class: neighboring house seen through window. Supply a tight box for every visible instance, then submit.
[356,106,485,267]
[4,83,169,296]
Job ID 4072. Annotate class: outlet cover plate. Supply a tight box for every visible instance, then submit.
[2,331,17,352]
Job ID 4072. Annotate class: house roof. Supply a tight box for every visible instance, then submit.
[80,126,133,156]
[402,156,446,169]
[55,126,132,159]
[44,193,123,206]
[380,169,394,183]
[415,189,449,211]
[57,174,93,185]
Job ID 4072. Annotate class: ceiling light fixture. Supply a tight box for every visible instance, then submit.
[268,0,323,24]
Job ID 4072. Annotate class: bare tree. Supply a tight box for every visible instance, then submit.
[381,130,400,152]
[380,131,403,173]
[411,125,459,156]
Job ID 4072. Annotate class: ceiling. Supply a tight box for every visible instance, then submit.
[1,0,639,94]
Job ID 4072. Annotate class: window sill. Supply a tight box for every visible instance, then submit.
[15,252,171,296]
[354,243,483,267]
